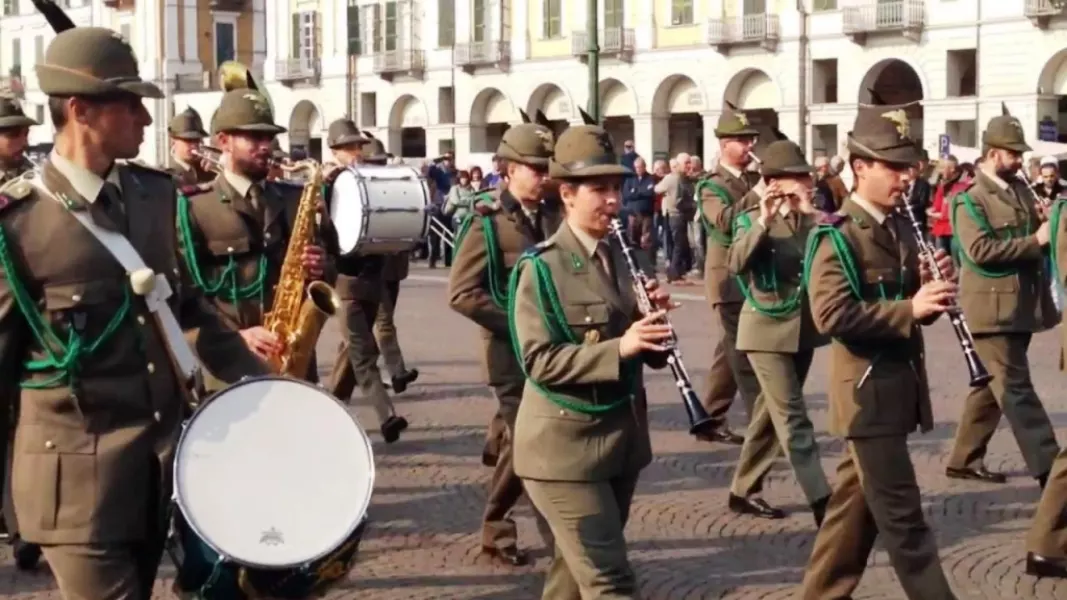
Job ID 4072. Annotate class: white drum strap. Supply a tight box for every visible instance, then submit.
[29,175,200,381]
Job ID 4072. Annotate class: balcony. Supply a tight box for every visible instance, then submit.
[275,58,321,86]
[372,49,425,80]
[706,14,780,54]
[570,28,636,62]
[1025,0,1067,28]
[455,40,510,73]
[209,0,246,11]
[102,0,135,10]
[843,0,924,44]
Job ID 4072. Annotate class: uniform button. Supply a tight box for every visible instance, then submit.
[265,233,272,240]
[71,294,81,302]
[137,315,146,325]
[227,246,235,253]
[584,316,592,323]
[147,362,156,373]
[878,276,884,281]
[559,410,565,416]
[44,440,55,450]
[153,411,162,422]
[173,268,180,275]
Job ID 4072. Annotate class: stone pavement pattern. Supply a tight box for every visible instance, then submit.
[1,268,1066,599]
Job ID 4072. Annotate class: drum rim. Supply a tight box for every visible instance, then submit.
[329,169,372,256]
[172,375,376,569]
[329,165,432,256]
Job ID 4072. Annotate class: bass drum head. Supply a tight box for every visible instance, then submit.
[174,376,375,568]
[329,168,368,255]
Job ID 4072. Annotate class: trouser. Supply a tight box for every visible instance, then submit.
[524,474,641,600]
[481,380,554,552]
[626,214,653,250]
[702,302,760,431]
[374,280,407,377]
[42,458,166,600]
[729,350,830,504]
[688,219,705,276]
[1027,445,1067,558]
[801,438,956,600]
[327,297,397,426]
[666,213,691,281]
[947,333,1060,478]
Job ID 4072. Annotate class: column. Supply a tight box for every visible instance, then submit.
[702,112,720,163]
[181,0,197,68]
[252,0,267,73]
[510,0,527,61]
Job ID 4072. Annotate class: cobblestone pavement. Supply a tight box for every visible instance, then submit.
[2,266,1067,599]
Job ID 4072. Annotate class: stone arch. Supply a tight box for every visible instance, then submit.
[287,99,323,146]
[526,83,575,121]
[388,94,429,129]
[469,87,516,126]
[857,58,927,104]
[650,74,706,116]
[599,77,639,117]
[1037,48,1067,95]
[723,68,781,109]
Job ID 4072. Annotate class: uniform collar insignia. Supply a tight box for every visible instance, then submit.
[570,253,584,270]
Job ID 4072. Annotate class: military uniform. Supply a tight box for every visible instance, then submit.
[176,88,338,390]
[0,28,269,600]
[375,252,419,390]
[801,100,956,600]
[511,124,667,599]
[166,108,214,187]
[696,109,763,446]
[946,110,1060,485]
[725,141,832,524]
[448,123,560,566]
[324,127,408,443]
[0,96,37,186]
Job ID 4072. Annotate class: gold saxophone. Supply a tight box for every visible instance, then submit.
[262,160,342,377]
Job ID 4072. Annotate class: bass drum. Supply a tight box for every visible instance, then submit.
[169,376,374,600]
[329,164,430,255]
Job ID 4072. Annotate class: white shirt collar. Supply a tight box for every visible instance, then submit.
[49,150,121,204]
[223,169,255,198]
[850,192,889,225]
[568,221,602,258]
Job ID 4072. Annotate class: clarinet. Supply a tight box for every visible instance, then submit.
[900,199,992,388]
[608,219,715,433]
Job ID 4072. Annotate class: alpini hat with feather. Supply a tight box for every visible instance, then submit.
[983,102,1031,153]
[212,88,286,135]
[36,27,164,99]
[846,88,921,166]
[0,95,38,129]
[496,110,555,167]
[715,101,759,138]
[169,107,207,140]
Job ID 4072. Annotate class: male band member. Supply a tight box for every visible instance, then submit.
[0,27,269,600]
[166,107,214,186]
[176,88,334,389]
[324,122,408,443]
[0,96,36,185]
[946,107,1060,487]
[376,252,419,391]
[801,101,958,600]
[449,122,559,567]
[695,105,762,446]
[0,93,40,571]
[726,140,832,525]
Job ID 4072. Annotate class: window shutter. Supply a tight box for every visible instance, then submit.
[291,13,300,58]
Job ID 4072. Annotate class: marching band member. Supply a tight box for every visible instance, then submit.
[801,99,957,600]
[324,121,408,442]
[165,107,214,186]
[176,88,335,389]
[376,252,419,391]
[509,124,673,598]
[725,140,832,525]
[448,122,559,567]
[0,28,269,599]
[946,107,1060,487]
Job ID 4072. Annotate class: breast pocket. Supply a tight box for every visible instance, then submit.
[862,267,899,299]
[561,301,612,342]
[13,423,97,531]
[205,236,252,259]
[44,279,128,330]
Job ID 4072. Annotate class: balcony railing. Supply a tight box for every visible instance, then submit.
[275,58,321,86]
[570,28,636,61]
[706,14,780,53]
[455,40,510,73]
[1025,0,1067,27]
[372,49,425,79]
[102,0,135,10]
[843,0,924,43]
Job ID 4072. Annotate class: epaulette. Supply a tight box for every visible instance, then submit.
[179,182,212,197]
[817,211,847,227]
[123,160,172,179]
[527,239,555,256]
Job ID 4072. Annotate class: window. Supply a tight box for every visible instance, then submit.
[542,0,561,38]
[9,40,21,76]
[472,0,486,42]
[2,0,18,17]
[384,1,398,52]
[291,11,319,62]
[34,36,43,63]
[812,0,836,9]
[670,0,692,25]
[437,0,454,47]
[742,0,765,14]
[214,20,236,68]
[604,0,623,28]
[347,1,362,54]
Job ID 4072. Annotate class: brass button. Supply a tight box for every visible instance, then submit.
[153,411,162,422]
[71,294,82,302]
[137,315,146,325]
[44,440,55,450]
[147,362,156,373]
[584,316,592,323]
[559,410,565,416]
[265,233,272,240]
[173,268,180,275]
[227,246,235,253]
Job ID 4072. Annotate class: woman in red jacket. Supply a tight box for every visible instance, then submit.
[927,155,970,259]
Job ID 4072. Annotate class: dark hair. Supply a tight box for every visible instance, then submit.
[457,169,470,180]
[470,166,483,179]
[48,96,69,129]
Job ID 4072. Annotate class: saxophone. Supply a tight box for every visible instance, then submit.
[262,159,342,377]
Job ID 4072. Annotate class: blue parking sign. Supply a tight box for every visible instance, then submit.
[938,134,950,157]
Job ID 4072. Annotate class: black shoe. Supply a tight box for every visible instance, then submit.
[480,545,528,567]
[1038,472,1050,490]
[380,416,409,443]
[13,538,41,571]
[811,495,830,527]
[390,368,420,394]
[1027,552,1067,578]
[728,493,785,520]
[692,424,744,446]
[946,466,1007,484]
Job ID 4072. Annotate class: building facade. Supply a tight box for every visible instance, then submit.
[0,0,263,165]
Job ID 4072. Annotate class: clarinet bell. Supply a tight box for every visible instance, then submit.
[967,361,993,388]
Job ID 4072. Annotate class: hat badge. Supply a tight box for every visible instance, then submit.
[880,109,910,140]
[736,113,749,127]
[534,128,553,145]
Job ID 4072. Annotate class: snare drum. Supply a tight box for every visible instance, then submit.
[170,376,374,599]
[329,164,430,255]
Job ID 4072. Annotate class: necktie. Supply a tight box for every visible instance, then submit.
[96,182,126,232]
[884,213,897,243]
[248,183,266,221]
[595,241,617,291]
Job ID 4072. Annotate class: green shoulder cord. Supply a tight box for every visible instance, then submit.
[506,253,638,415]
[0,228,131,390]
[732,213,802,318]
[695,179,734,247]
[950,191,1031,279]
[452,192,512,309]
[176,192,267,306]
[1049,199,1067,286]
[802,224,903,301]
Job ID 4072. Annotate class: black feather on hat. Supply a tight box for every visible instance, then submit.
[535,109,552,128]
[519,109,531,123]
[578,107,597,125]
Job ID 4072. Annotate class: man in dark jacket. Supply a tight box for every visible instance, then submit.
[623,157,656,255]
